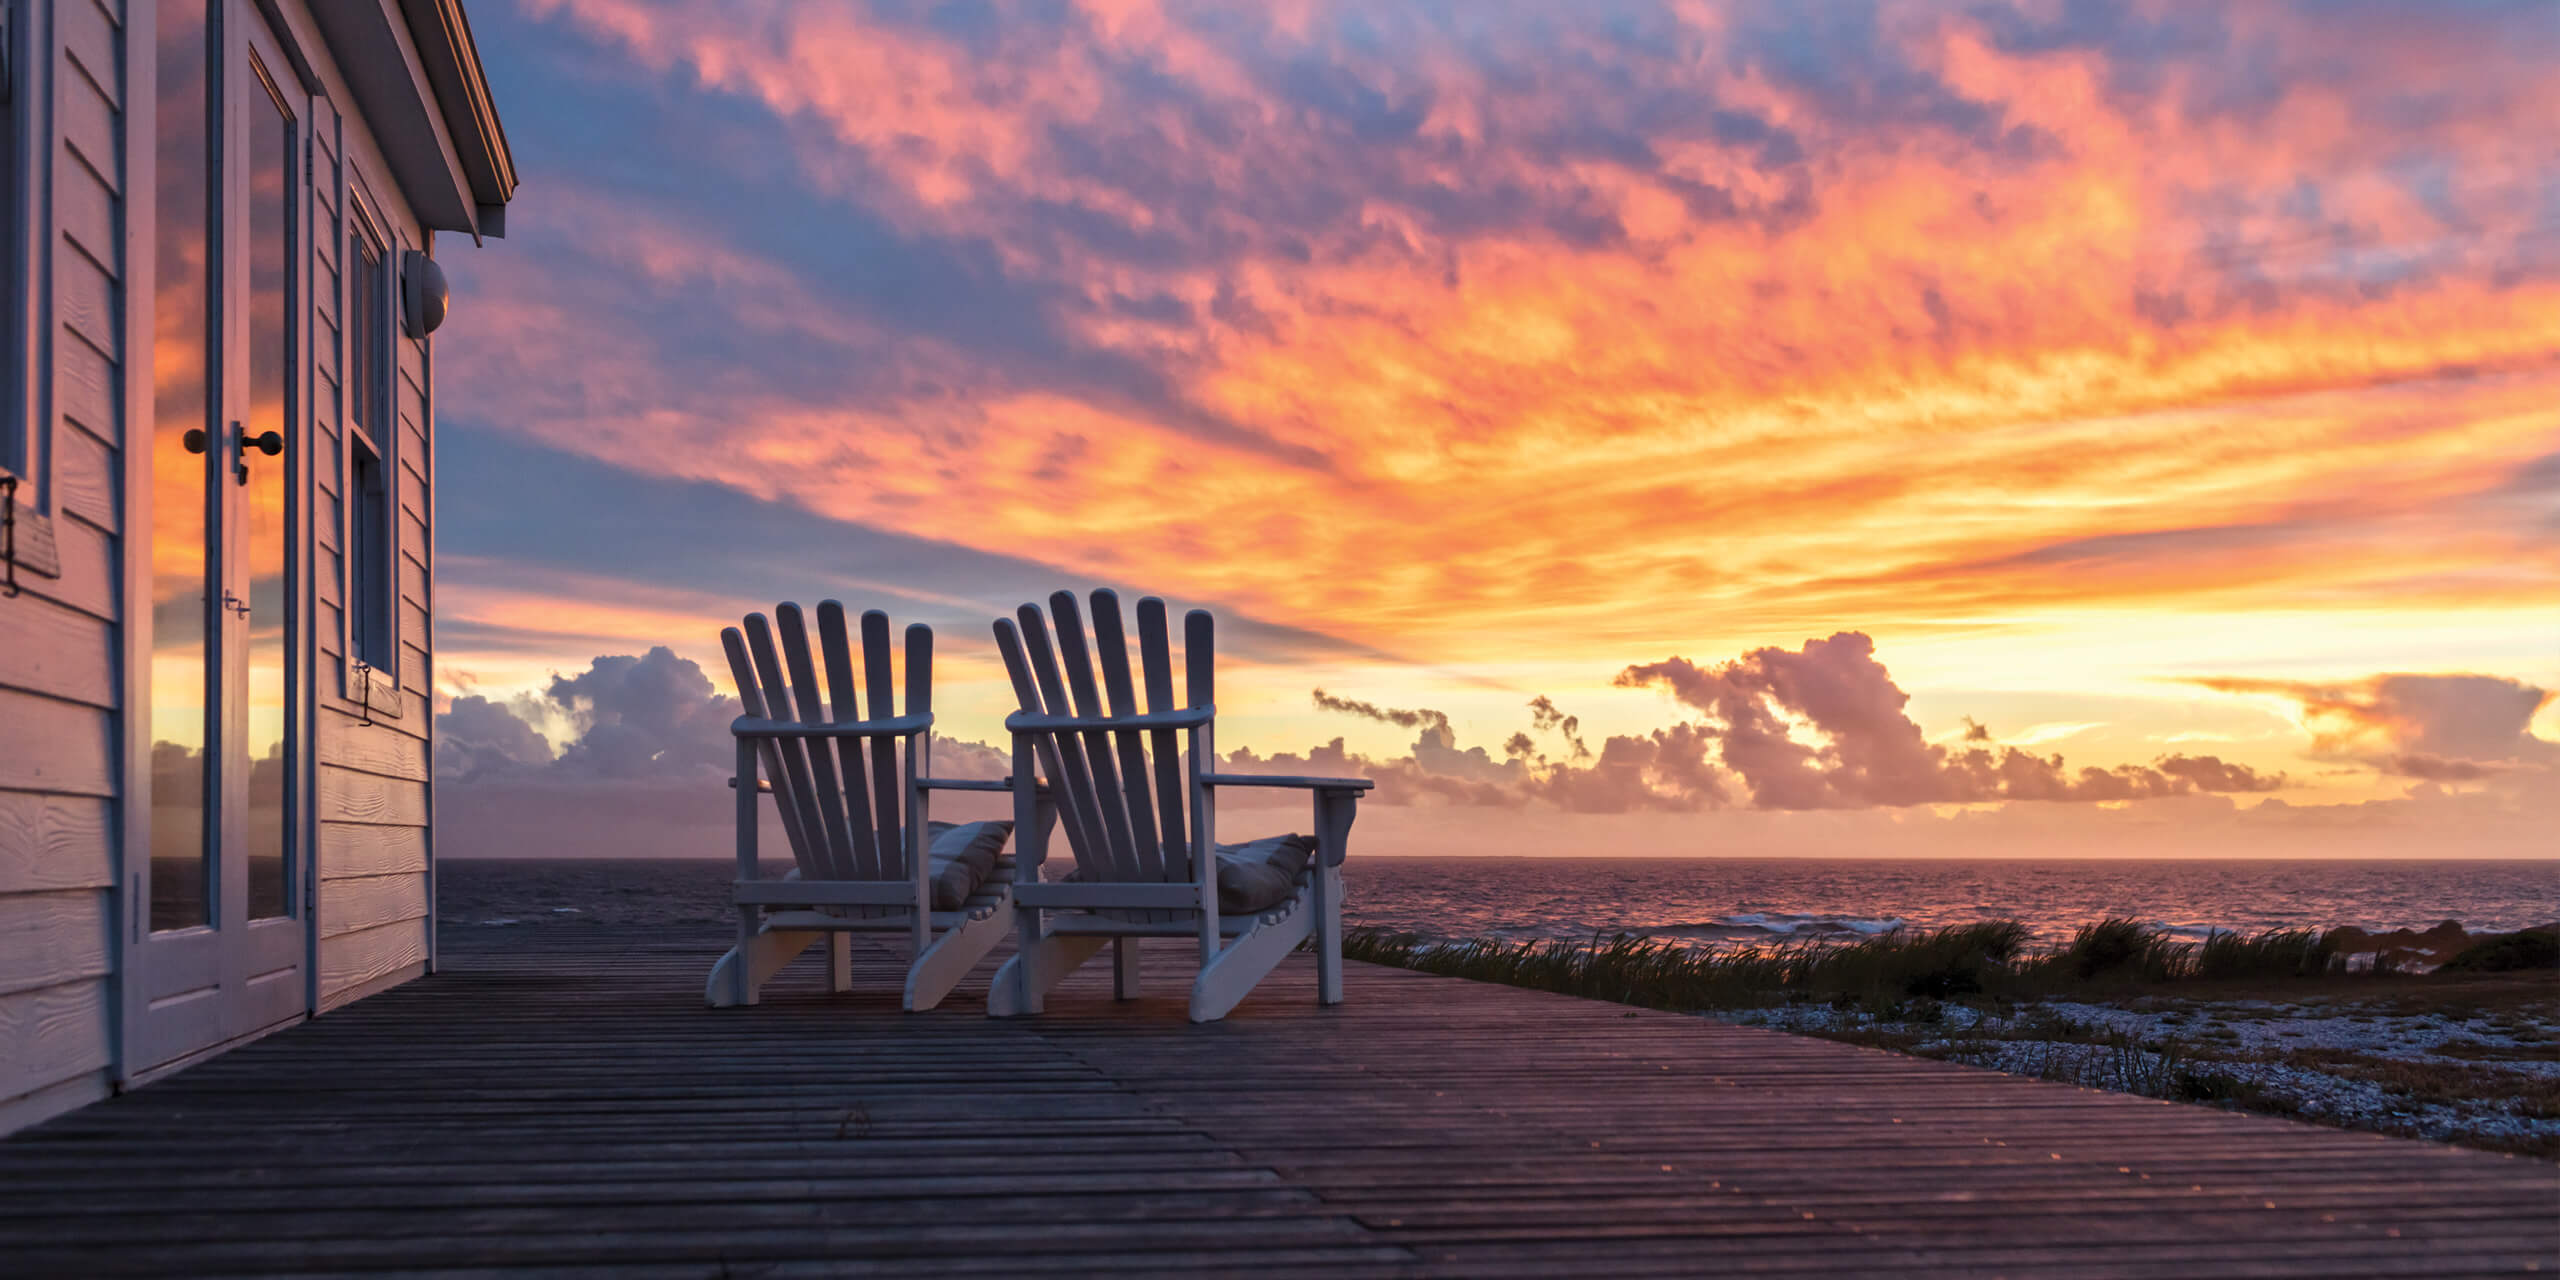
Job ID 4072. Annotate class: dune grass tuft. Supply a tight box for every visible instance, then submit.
[1344,918,2525,1013]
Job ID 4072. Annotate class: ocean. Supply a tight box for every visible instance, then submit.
[439,856,2558,947]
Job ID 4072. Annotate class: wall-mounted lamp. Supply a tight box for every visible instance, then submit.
[402,250,448,338]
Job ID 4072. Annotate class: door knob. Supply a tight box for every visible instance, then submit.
[183,428,208,453]
[238,426,284,456]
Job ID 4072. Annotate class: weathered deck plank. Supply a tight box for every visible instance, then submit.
[0,926,2550,1276]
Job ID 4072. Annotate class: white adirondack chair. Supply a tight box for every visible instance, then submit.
[987,589,1372,1022]
[707,602,1018,1012]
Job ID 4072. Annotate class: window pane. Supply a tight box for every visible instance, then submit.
[149,0,212,933]
[245,71,292,921]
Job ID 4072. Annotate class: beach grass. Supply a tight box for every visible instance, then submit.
[1341,916,2416,1012]
[1342,920,2560,1157]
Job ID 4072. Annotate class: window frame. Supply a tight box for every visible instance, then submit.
[338,185,400,716]
[0,0,62,583]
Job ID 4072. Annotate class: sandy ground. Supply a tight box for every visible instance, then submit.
[1717,991,2560,1155]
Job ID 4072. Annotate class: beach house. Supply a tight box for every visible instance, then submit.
[0,0,514,1133]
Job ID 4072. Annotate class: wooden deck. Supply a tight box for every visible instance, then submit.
[2,927,2552,1276]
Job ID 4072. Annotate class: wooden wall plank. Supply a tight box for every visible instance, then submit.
[0,592,116,707]
[319,708,429,781]
[0,892,111,997]
[318,823,427,881]
[317,602,344,660]
[0,795,112,896]
[397,555,426,609]
[57,0,121,113]
[54,324,117,446]
[33,516,115,623]
[0,980,111,1097]
[396,463,425,522]
[318,918,428,1004]
[50,423,117,534]
[55,245,117,360]
[399,643,430,696]
[54,60,117,189]
[399,510,428,570]
[319,873,428,940]
[0,1068,107,1137]
[317,767,428,827]
[321,685,427,739]
[56,150,117,274]
[0,694,113,796]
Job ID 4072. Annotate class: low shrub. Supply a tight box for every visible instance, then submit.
[2437,926,2558,974]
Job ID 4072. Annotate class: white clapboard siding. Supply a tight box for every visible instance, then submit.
[57,153,116,273]
[0,692,114,797]
[318,766,431,828]
[0,0,129,1140]
[49,420,115,533]
[0,794,112,896]
[36,512,115,622]
[0,892,111,998]
[58,0,119,114]
[320,874,429,941]
[0,592,115,707]
[319,709,430,780]
[319,917,429,1010]
[0,968,108,1079]
[0,980,112,1096]
[319,823,428,882]
[54,318,115,445]
[54,243,116,363]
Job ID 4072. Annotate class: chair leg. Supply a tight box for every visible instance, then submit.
[1114,936,1141,1000]
[1313,790,1355,1007]
[1313,860,1343,1007]
[905,903,1013,1013]
[707,926,820,1007]
[988,930,1108,1017]
[1189,900,1317,1022]
[828,934,854,993]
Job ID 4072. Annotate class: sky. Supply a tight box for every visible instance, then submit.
[428,0,2560,861]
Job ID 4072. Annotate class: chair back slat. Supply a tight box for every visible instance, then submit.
[1000,605,1114,880]
[775,604,858,881]
[741,613,831,882]
[995,616,1086,872]
[814,602,882,878]
[1048,591,1144,881]
[901,622,933,871]
[1017,602,1118,878]
[1185,609,1215,709]
[860,610,906,877]
[1088,591,1165,881]
[1135,598,1191,882]
[721,625,814,870]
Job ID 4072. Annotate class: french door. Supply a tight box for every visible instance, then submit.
[127,1,309,1076]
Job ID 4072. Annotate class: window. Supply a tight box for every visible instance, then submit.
[0,0,62,586]
[345,211,395,674]
[1,0,22,483]
[0,0,20,486]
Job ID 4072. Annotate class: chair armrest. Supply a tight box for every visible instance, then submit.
[732,713,931,739]
[1199,773,1373,793]
[1006,706,1214,733]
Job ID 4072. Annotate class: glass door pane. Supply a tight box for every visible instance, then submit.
[242,66,293,921]
[149,1,215,933]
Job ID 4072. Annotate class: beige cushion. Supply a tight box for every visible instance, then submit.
[1214,833,1315,914]
[924,820,1013,910]
[1059,833,1315,915]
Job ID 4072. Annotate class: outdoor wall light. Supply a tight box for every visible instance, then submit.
[402,249,449,338]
